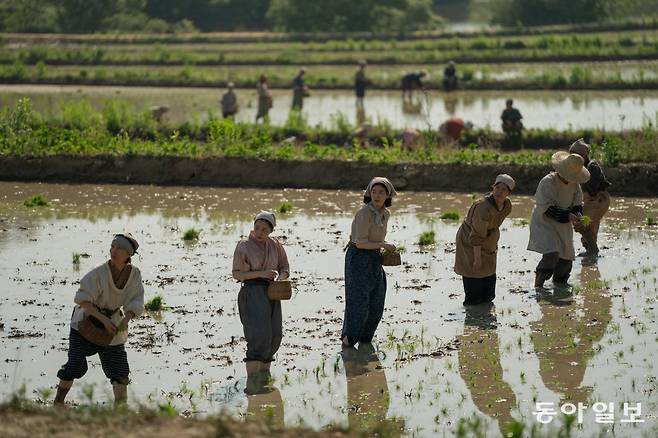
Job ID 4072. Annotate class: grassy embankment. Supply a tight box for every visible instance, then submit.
[1,99,656,166]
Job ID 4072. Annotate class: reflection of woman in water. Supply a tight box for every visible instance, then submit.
[457,303,517,435]
[530,263,611,404]
[245,370,285,429]
[342,343,402,435]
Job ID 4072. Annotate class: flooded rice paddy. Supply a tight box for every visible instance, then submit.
[1,84,657,131]
[1,182,657,437]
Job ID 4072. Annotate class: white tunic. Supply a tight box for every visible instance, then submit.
[70,262,145,345]
[527,172,583,261]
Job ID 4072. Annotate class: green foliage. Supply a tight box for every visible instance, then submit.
[268,0,441,32]
[491,0,615,26]
[418,230,436,246]
[144,295,164,311]
[647,216,657,226]
[182,228,201,241]
[23,194,49,207]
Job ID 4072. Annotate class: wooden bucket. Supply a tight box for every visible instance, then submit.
[381,252,402,266]
[78,315,114,346]
[267,280,293,300]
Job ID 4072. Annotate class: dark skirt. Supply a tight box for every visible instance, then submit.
[341,246,387,345]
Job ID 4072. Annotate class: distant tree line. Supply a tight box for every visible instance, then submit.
[0,0,655,33]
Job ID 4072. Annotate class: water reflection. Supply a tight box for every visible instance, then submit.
[458,303,517,435]
[245,371,285,429]
[341,343,403,435]
[530,264,612,404]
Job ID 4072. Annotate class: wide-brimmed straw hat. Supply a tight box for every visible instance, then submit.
[551,151,590,184]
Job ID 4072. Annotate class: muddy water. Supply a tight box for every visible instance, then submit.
[0,84,657,131]
[1,182,657,437]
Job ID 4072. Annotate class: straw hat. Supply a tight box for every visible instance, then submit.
[551,151,590,184]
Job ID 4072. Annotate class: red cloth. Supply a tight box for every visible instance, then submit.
[444,118,465,140]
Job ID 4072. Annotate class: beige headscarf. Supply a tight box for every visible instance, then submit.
[364,177,397,198]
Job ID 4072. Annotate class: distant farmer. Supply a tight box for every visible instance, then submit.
[355,60,370,109]
[443,60,458,91]
[401,127,421,150]
[401,71,426,101]
[292,68,307,110]
[569,139,611,257]
[256,74,273,123]
[501,99,523,135]
[528,151,590,288]
[220,82,239,118]
[439,117,474,143]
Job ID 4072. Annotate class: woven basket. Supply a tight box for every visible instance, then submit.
[78,315,114,346]
[381,252,402,266]
[267,280,293,300]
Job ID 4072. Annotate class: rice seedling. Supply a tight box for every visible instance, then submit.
[440,211,460,221]
[647,216,657,226]
[144,295,165,311]
[182,227,200,241]
[580,215,592,227]
[278,201,293,213]
[418,231,436,246]
[23,194,49,207]
[72,253,81,265]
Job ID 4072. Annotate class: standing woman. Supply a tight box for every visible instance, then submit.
[454,174,515,306]
[342,177,397,347]
[232,212,289,376]
[255,74,272,123]
[528,151,590,288]
[569,138,611,257]
[54,233,144,405]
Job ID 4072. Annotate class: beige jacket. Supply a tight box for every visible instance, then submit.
[454,196,512,278]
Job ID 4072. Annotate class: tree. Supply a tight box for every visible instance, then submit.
[267,0,440,32]
[0,0,59,32]
[490,0,620,26]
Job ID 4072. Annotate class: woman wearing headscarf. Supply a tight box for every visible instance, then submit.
[232,211,289,377]
[54,233,144,405]
[342,177,397,347]
[454,174,515,305]
[569,138,611,257]
[528,152,590,288]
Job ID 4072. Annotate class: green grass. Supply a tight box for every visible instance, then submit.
[277,201,293,213]
[144,295,164,311]
[418,231,436,246]
[182,227,200,241]
[648,216,657,226]
[23,194,49,207]
[1,99,657,166]
[440,211,461,221]
[72,253,81,264]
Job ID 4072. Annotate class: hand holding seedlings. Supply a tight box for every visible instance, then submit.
[382,242,397,252]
